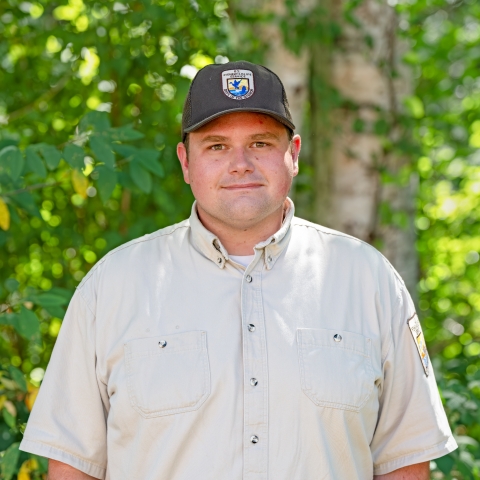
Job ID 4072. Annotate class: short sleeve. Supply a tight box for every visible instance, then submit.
[371,283,457,475]
[20,288,107,479]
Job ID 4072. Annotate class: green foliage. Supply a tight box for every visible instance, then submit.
[396,0,480,477]
[0,0,229,477]
[1,0,479,478]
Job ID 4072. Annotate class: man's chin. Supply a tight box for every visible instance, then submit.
[217,201,280,228]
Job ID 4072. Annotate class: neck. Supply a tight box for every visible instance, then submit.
[196,203,286,256]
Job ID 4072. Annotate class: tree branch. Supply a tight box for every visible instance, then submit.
[2,180,64,197]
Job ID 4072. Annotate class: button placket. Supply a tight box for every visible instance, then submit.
[241,269,268,478]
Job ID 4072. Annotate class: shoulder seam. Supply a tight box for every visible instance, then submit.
[101,223,189,258]
[292,221,404,285]
[77,222,190,289]
[292,220,365,245]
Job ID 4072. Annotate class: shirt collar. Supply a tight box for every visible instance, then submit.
[189,198,295,270]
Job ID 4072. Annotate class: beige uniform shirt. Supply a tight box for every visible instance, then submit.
[20,199,456,479]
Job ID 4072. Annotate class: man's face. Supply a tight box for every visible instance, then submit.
[177,111,301,230]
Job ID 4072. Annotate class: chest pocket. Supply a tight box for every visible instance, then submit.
[124,331,211,418]
[297,328,374,412]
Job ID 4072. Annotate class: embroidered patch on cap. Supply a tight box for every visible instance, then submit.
[407,313,430,376]
[222,69,255,100]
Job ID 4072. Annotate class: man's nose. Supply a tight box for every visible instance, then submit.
[228,148,255,175]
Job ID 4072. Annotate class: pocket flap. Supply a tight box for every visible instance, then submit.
[297,328,370,357]
[125,331,205,358]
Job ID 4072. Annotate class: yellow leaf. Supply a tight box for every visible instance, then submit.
[18,458,39,479]
[4,400,16,417]
[0,197,10,231]
[25,387,39,412]
[72,169,89,198]
[18,464,31,480]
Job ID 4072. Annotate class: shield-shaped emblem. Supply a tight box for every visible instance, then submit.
[222,69,255,100]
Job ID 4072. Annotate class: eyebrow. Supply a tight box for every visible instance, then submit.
[199,132,280,143]
[249,132,280,141]
[200,135,229,144]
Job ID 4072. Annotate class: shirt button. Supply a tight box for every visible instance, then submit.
[267,255,272,263]
[247,324,256,332]
[333,334,342,342]
[250,378,258,386]
[158,340,167,348]
[217,257,223,264]
[246,275,252,283]
[250,435,259,444]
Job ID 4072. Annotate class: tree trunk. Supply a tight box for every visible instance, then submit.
[308,0,418,296]
[232,0,418,297]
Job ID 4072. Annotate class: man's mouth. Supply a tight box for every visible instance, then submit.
[222,183,264,190]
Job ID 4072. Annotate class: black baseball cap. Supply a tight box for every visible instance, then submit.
[181,60,295,141]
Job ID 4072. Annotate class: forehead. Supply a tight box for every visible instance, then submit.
[190,112,287,139]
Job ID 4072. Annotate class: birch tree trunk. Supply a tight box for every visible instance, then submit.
[248,0,309,131]
[310,0,418,295]
[233,0,418,296]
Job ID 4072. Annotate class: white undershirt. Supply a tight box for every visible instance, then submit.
[229,255,255,268]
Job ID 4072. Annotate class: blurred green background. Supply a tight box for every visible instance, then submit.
[0,0,479,478]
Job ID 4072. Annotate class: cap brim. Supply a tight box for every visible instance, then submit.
[183,108,296,135]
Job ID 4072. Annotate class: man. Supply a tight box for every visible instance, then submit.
[20,61,456,479]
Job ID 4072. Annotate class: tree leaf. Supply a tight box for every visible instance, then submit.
[71,169,88,198]
[0,377,19,391]
[112,143,137,158]
[0,313,19,330]
[96,166,117,202]
[90,136,115,169]
[1,442,20,480]
[8,366,27,392]
[0,139,18,150]
[10,192,40,217]
[63,144,85,170]
[25,146,47,178]
[17,306,40,340]
[38,144,62,170]
[0,197,10,231]
[79,111,111,133]
[4,278,19,292]
[2,409,15,430]
[129,161,152,193]
[48,287,73,302]
[435,454,454,475]
[0,146,24,181]
[135,149,164,177]
[43,305,65,318]
[108,124,144,141]
[28,293,69,307]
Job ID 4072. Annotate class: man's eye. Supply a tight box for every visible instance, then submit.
[210,144,224,151]
[252,142,268,148]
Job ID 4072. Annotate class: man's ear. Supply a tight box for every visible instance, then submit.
[291,134,301,176]
[176,142,190,184]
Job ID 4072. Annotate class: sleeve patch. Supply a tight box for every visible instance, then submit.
[407,313,430,377]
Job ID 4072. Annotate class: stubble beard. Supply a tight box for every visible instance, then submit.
[200,194,285,232]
